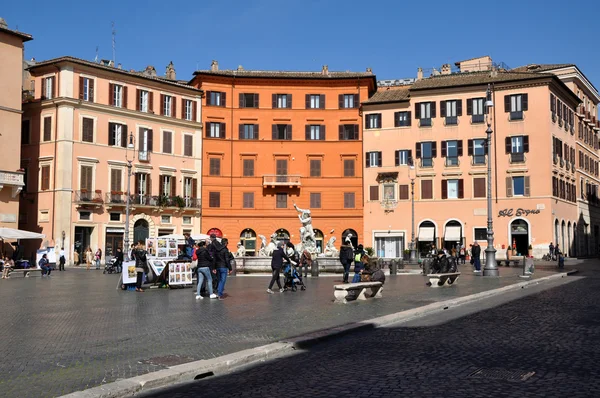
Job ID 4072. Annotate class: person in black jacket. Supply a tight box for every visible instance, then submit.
[195,241,217,299]
[268,242,290,294]
[471,242,481,271]
[114,247,124,273]
[212,238,233,300]
[339,243,354,283]
[134,241,149,292]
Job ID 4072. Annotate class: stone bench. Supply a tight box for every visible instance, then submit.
[427,272,460,287]
[333,282,383,303]
[8,268,43,278]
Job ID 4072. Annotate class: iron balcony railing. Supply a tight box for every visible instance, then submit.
[74,190,103,204]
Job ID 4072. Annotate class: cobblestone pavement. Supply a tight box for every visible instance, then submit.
[139,262,600,398]
[0,265,562,397]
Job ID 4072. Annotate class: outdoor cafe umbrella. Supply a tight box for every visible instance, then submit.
[0,227,45,240]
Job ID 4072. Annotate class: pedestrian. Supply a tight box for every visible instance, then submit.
[471,242,481,272]
[558,252,565,269]
[184,233,195,260]
[299,249,312,278]
[73,250,79,266]
[115,247,124,273]
[2,256,14,279]
[195,241,218,300]
[339,240,353,283]
[213,237,233,300]
[133,240,148,292]
[95,248,102,270]
[459,245,466,264]
[451,246,457,259]
[549,242,554,259]
[554,244,560,260]
[268,242,290,294]
[86,247,93,270]
[352,244,367,283]
[58,248,66,271]
[39,253,52,277]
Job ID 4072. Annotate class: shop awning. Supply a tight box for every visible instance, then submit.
[418,227,435,242]
[444,226,462,242]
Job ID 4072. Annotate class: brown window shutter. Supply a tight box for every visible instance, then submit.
[41,166,50,190]
[43,117,52,141]
[89,79,94,102]
[305,125,310,140]
[467,99,473,115]
[365,152,371,167]
[353,94,359,108]
[320,94,325,109]
[121,125,127,148]
[149,92,154,113]
[430,101,436,118]
[181,99,185,119]
[467,139,473,156]
[108,83,114,105]
[50,76,56,98]
[523,135,529,152]
[192,178,197,198]
[522,94,528,111]
[458,179,464,198]
[240,93,245,108]
[108,123,115,146]
[441,180,447,199]
[287,94,292,108]
[220,123,226,138]
[184,135,193,156]
[506,177,513,197]
[338,125,344,140]
[123,86,128,109]
[415,103,420,119]
[505,137,511,154]
[79,77,85,100]
[159,176,164,197]
[305,94,311,109]
[377,151,382,167]
[395,150,399,166]
[399,185,409,200]
[422,180,432,199]
[171,177,176,197]
[338,94,344,108]
[441,141,447,157]
[192,101,197,121]
[415,143,421,158]
[440,101,446,118]
[272,94,277,108]
[254,94,259,108]
[206,91,211,106]
[456,99,462,116]
[138,128,144,152]
[524,176,530,196]
[41,78,47,99]
[504,95,511,112]
[457,140,463,157]
[474,177,485,198]
[136,89,141,110]
[239,124,244,139]
[221,92,226,107]
[146,174,152,196]
[431,141,437,158]
[369,186,379,201]
[172,97,177,118]
[147,129,153,151]
[160,94,165,115]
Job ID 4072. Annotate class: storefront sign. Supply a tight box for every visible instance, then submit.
[498,208,541,217]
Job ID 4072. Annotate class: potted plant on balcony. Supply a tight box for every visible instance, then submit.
[528,244,533,257]
[157,195,169,207]
[173,195,185,208]
[80,188,90,201]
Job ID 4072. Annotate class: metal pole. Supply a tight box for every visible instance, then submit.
[124,160,132,261]
[410,177,416,261]
[483,108,498,276]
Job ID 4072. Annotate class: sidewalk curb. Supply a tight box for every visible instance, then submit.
[60,271,575,398]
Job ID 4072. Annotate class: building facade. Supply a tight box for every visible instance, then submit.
[20,57,203,263]
[190,62,375,254]
[0,18,31,229]
[362,57,595,259]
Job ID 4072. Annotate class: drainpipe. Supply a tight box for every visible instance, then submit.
[51,65,61,244]
[230,74,235,208]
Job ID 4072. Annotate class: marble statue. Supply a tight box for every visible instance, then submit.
[344,233,354,250]
[294,203,317,254]
[258,233,278,257]
[323,236,338,257]
[235,242,246,257]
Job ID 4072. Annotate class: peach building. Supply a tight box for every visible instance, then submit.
[189,62,376,253]
[362,56,598,259]
[20,57,203,263]
[0,18,32,229]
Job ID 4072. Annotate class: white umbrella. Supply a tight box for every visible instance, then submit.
[0,227,45,240]
[155,234,211,243]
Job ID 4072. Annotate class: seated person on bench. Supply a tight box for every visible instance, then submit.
[429,250,457,274]
[39,254,52,276]
[2,256,14,279]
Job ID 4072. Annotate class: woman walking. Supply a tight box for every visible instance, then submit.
[85,247,93,270]
[95,248,102,270]
[133,241,148,292]
[195,241,217,299]
[267,242,290,294]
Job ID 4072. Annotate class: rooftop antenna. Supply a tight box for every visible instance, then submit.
[94,46,99,63]
[111,21,116,64]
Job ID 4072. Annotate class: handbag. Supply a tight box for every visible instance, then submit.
[191,259,198,272]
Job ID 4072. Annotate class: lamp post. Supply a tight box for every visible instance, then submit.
[483,84,499,276]
[409,158,417,261]
[124,132,135,261]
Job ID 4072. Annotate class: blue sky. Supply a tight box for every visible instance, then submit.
[3,0,600,85]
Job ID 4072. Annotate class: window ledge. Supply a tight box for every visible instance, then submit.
[442,171,463,177]
[506,168,528,174]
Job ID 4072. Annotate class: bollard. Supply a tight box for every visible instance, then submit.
[523,257,534,275]
[230,258,237,276]
[390,259,398,275]
[422,258,431,275]
[311,259,319,277]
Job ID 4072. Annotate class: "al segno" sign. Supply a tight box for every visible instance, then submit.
[498,208,541,217]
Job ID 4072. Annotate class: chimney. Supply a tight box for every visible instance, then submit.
[441,63,451,75]
[211,60,219,72]
[117,63,122,70]
[366,67,372,74]
[165,61,176,80]
[322,65,329,75]
[237,65,244,71]
[417,67,423,81]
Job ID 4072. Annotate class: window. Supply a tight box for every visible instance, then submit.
[399,185,409,200]
[184,135,193,157]
[43,116,52,142]
[182,216,192,225]
[207,91,226,107]
[209,158,221,176]
[310,192,321,208]
[443,140,461,166]
[239,124,259,140]
[507,176,530,197]
[135,173,150,200]
[395,150,411,166]
[339,124,359,140]
[79,211,91,221]
[110,168,122,194]
[81,117,94,143]
[159,175,173,197]
[209,192,220,207]
[111,84,124,108]
[506,135,529,163]
[441,100,461,125]
[243,192,254,208]
[306,94,325,109]
[80,165,93,192]
[344,159,355,177]
[139,90,150,112]
[184,99,194,120]
[108,123,125,147]
[344,192,355,208]
[110,213,120,222]
[162,131,172,154]
[340,94,359,109]
[183,177,197,203]
[137,128,153,160]
[42,76,55,99]
[240,93,259,108]
[306,125,325,140]
[369,186,379,201]
[469,139,486,165]
[161,215,171,224]
[276,193,287,208]
[365,114,381,129]
[473,177,486,198]
[366,151,382,168]
[513,177,525,196]
[243,159,255,177]
[394,111,411,127]
[383,184,395,200]
[310,159,322,177]
[162,95,173,117]
[21,120,30,145]
[273,94,292,109]
[474,228,487,241]
[442,179,463,199]
[415,102,435,127]
[468,98,485,123]
[80,77,94,102]
[417,141,436,167]
[421,180,433,199]
[207,122,225,138]
[272,124,292,140]
[41,165,50,191]
[505,94,528,120]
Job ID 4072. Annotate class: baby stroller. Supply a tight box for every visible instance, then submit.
[104,257,118,274]
[283,263,306,292]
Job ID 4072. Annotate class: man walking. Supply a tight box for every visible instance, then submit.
[472,242,481,272]
[212,238,233,300]
[268,242,289,293]
[339,241,353,283]
[58,248,66,271]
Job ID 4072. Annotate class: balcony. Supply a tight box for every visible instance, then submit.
[74,190,103,207]
[471,114,485,124]
[471,155,486,166]
[444,116,458,126]
[138,151,151,162]
[263,175,302,188]
[0,170,25,197]
[445,157,460,167]
[418,118,432,127]
[420,158,434,168]
[129,195,202,210]
[105,192,127,207]
[509,111,524,121]
[509,152,526,164]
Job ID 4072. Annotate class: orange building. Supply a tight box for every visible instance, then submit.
[190,62,376,254]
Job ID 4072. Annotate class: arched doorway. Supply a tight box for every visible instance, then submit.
[443,220,463,251]
[510,219,529,256]
[133,219,149,244]
[554,219,560,249]
[207,228,223,238]
[561,221,566,255]
[417,221,436,256]
[342,229,358,248]
[275,228,290,245]
[239,228,256,256]
[567,222,572,257]
[314,229,324,254]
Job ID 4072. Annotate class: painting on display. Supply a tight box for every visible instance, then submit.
[168,262,192,285]
[122,260,137,284]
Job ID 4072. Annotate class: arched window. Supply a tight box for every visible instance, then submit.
[342,229,358,248]
[133,219,149,244]
[240,228,256,256]
[314,229,324,254]
[206,228,223,238]
[275,228,290,244]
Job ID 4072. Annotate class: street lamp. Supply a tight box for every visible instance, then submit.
[408,157,417,262]
[124,132,135,261]
[483,84,499,276]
